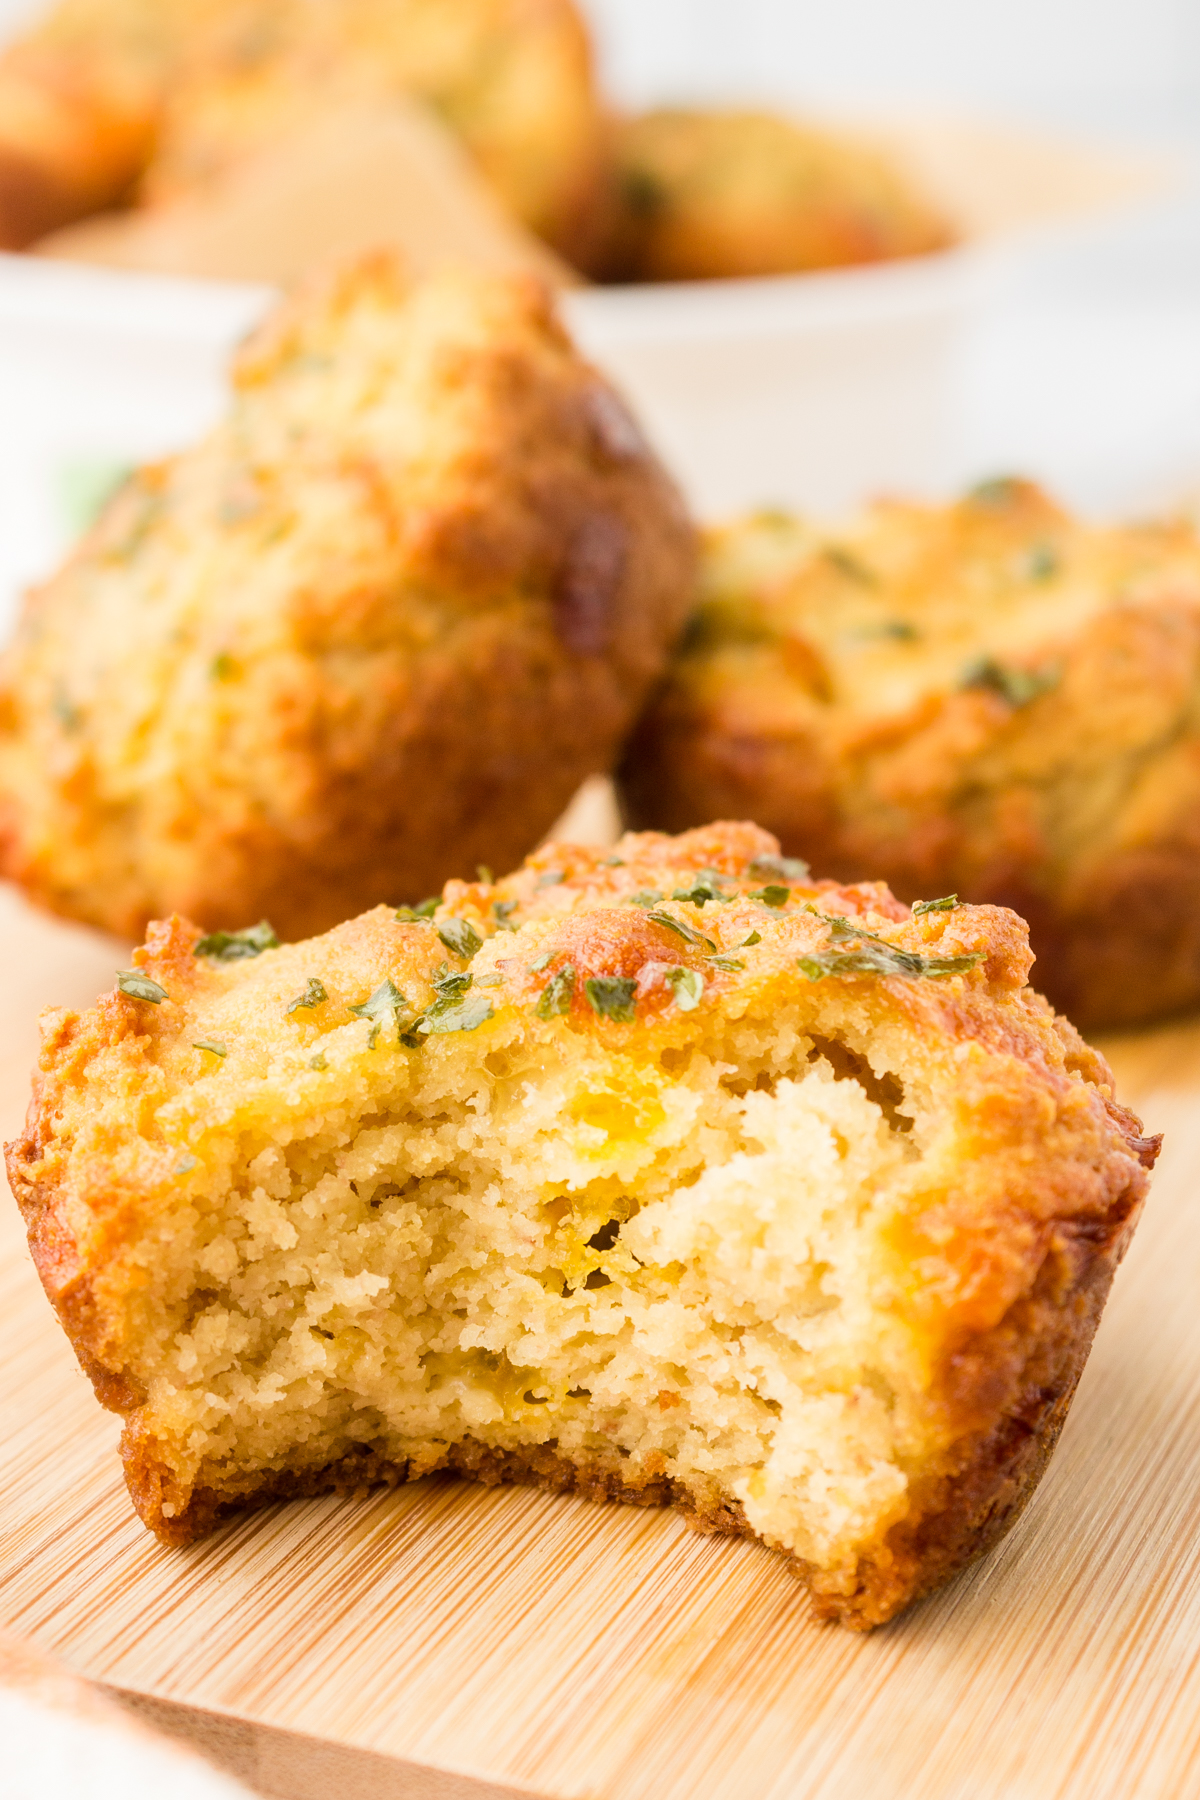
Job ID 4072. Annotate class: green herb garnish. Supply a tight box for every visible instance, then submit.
[349,979,408,1042]
[395,899,438,923]
[194,921,279,963]
[1022,542,1059,582]
[646,910,717,951]
[603,856,626,867]
[749,885,791,910]
[740,931,762,948]
[493,899,518,931]
[962,656,1059,709]
[748,855,810,882]
[825,545,876,585]
[210,652,236,682]
[799,945,983,982]
[413,994,495,1037]
[627,889,663,909]
[175,1154,198,1175]
[431,967,472,998]
[118,970,168,1004]
[537,870,566,889]
[666,968,705,1012]
[476,865,494,885]
[671,877,731,907]
[309,1053,327,1071]
[529,952,554,973]
[193,1039,227,1058]
[967,475,1022,508]
[706,956,744,972]
[287,978,327,1013]
[438,918,483,962]
[537,964,576,1019]
[585,976,638,1023]
[913,895,959,917]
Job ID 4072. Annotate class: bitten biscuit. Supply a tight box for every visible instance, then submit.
[8,822,1156,1628]
[620,481,1200,1027]
[0,0,609,267]
[600,107,953,283]
[0,257,695,942]
[142,0,611,271]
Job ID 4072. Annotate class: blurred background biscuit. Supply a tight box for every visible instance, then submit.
[619,478,1200,1028]
[0,256,696,942]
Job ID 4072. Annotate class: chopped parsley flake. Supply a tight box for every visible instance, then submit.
[537,870,566,888]
[194,921,279,962]
[706,956,744,972]
[671,877,730,906]
[175,1154,198,1175]
[476,865,494,885]
[476,974,504,988]
[438,918,483,962]
[537,964,576,1019]
[530,952,554,973]
[308,1053,328,1071]
[913,895,959,916]
[395,900,437,923]
[192,1039,227,1058]
[749,885,791,910]
[1022,542,1060,582]
[666,967,705,1011]
[799,945,984,982]
[748,854,810,882]
[603,856,626,867]
[287,978,327,1013]
[493,899,518,931]
[962,656,1060,709]
[585,976,638,1022]
[627,889,663,909]
[740,931,762,948]
[646,910,716,951]
[413,994,495,1037]
[825,545,876,585]
[967,475,1022,509]
[117,969,168,1004]
[431,967,473,999]
[349,979,408,1042]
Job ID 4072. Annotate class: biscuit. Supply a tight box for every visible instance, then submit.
[0,257,695,941]
[0,0,609,268]
[601,107,953,283]
[620,482,1200,1027]
[8,821,1156,1628]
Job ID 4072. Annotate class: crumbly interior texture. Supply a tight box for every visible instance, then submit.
[10,823,1155,1628]
[620,480,1200,1026]
[0,256,694,941]
[601,108,952,283]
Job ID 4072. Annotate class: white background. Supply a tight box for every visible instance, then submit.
[580,0,1200,135]
[1,0,1199,538]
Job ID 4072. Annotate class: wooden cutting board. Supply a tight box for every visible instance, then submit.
[1,876,1199,1800]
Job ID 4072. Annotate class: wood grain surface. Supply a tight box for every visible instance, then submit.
[0,871,1198,1800]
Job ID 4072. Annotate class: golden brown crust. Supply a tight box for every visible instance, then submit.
[620,486,1200,1027]
[6,822,1158,1627]
[0,258,695,941]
